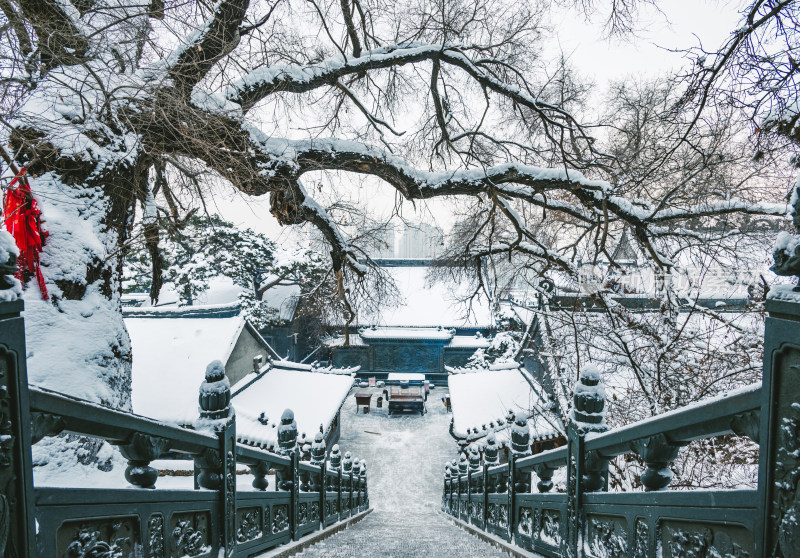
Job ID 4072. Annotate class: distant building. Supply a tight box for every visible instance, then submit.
[325,261,503,384]
[398,222,444,258]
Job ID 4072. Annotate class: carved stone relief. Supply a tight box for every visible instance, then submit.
[661,521,752,558]
[586,515,627,558]
[170,512,209,557]
[58,516,138,558]
[540,510,561,547]
[236,508,262,543]
[147,514,165,558]
[272,504,289,533]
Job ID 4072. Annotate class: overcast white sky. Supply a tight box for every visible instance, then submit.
[210,0,746,245]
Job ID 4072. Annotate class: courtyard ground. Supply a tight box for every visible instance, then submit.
[295,385,511,557]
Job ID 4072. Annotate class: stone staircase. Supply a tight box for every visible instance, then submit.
[296,510,510,557]
[293,388,511,557]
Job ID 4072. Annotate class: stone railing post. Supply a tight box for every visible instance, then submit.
[566,364,609,558]
[276,409,297,491]
[760,225,800,557]
[484,433,499,493]
[507,451,516,542]
[482,463,489,529]
[450,459,457,514]
[352,459,361,509]
[310,431,325,493]
[343,451,353,514]
[0,290,36,558]
[291,449,300,541]
[328,444,341,492]
[469,445,481,493]
[196,360,236,557]
[360,461,368,509]
[443,463,451,511]
[511,413,531,493]
[299,432,311,492]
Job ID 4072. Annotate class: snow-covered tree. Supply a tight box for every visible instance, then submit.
[123,213,335,328]
[0,0,794,415]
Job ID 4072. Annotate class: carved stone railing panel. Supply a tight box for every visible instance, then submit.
[442,327,768,558]
[659,520,752,558]
[236,507,262,543]
[57,516,139,558]
[585,514,627,558]
[169,511,210,558]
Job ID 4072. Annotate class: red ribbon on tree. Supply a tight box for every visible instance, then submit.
[3,167,49,299]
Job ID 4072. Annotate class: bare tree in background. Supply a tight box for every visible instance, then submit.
[0,0,794,416]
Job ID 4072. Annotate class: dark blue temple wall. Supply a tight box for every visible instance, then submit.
[332,340,483,374]
[443,348,477,368]
[331,346,371,370]
[371,342,443,373]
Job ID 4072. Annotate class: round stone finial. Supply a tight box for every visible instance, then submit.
[468,445,481,472]
[484,433,499,465]
[199,360,231,420]
[205,360,225,382]
[277,408,298,455]
[458,453,468,475]
[311,432,326,465]
[329,445,342,470]
[511,412,531,457]
[573,364,607,429]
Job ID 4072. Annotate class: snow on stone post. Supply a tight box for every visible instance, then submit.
[276,409,298,492]
[328,444,341,492]
[443,463,452,509]
[770,178,800,288]
[570,364,611,493]
[469,444,481,493]
[310,432,326,492]
[299,432,312,491]
[196,359,237,556]
[511,413,531,493]
[484,433,499,465]
[277,409,298,455]
[484,433,500,493]
[565,364,608,558]
[359,461,368,508]
[352,458,361,505]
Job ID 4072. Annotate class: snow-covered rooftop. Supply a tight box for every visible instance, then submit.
[233,369,354,447]
[448,368,560,442]
[127,314,248,422]
[447,335,492,349]
[360,326,455,340]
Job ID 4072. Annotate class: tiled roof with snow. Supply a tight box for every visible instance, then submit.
[447,335,492,349]
[127,314,248,422]
[360,326,455,340]
[448,368,561,443]
[233,369,354,448]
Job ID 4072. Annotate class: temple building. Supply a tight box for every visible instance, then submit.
[325,260,503,385]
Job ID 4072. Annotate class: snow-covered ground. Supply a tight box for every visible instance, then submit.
[291,386,513,557]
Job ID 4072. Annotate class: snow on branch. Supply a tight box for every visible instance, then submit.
[164,0,250,93]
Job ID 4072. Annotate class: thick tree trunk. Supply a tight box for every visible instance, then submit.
[21,164,140,412]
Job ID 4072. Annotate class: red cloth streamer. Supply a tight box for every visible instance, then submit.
[4,168,49,299]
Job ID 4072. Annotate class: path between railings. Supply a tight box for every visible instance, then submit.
[286,386,518,557]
